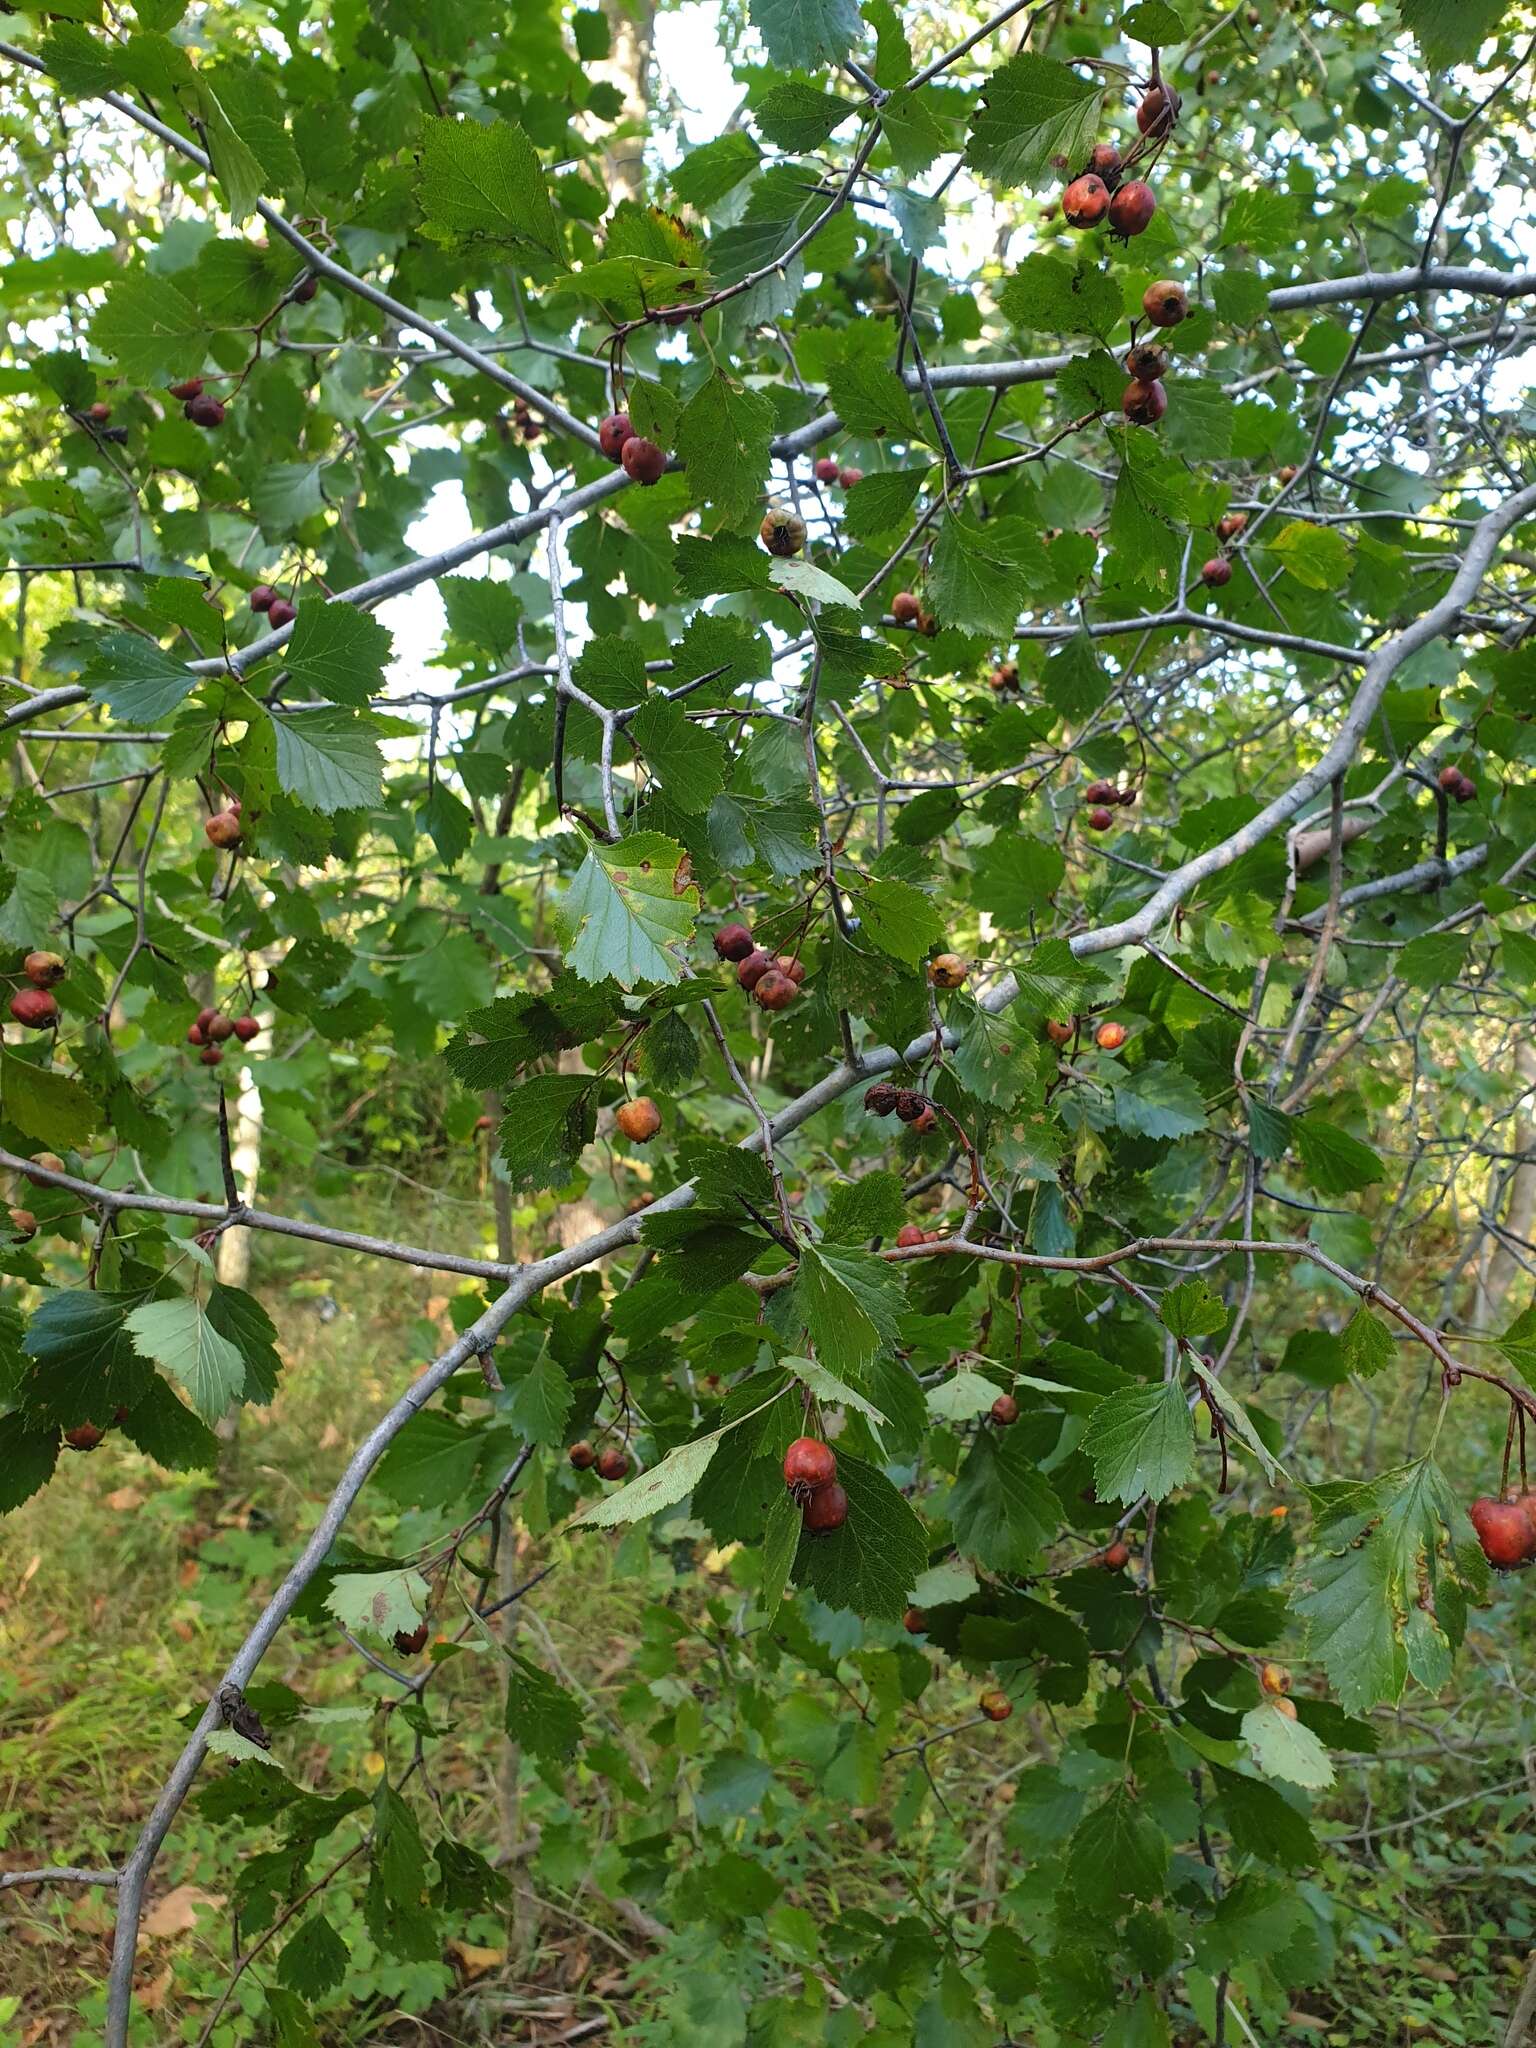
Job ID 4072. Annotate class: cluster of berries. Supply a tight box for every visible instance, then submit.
[713,922,805,1012]
[783,1436,848,1533]
[8,950,66,1030]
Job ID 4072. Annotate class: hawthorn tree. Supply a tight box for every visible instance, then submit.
[2,0,1536,2040]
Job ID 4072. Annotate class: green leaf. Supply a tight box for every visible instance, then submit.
[759,1488,801,1621]
[1120,0,1187,40]
[630,698,728,814]
[1397,931,1470,989]
[1067,1786,1169,1912]
[1397,0,1506,66]
[91,270,209,382]
[497,1074,596,1193]
[1114,1063,1207,1140]
[784,1353,888,1428]
[965,54,1103,190]
[417,115,562,260]
[929,515,1036,637]
[791,1451,927,1620]
[373,1411,484,1510]
[826,353,919,440]
[0,1053,99,1149]
[1161,1279,1225,1340]
[857,876,944,966]
[1268,520,1352,591]
[505,1350,574,1447]
[83,633,202,722]
[999,254,1122,341]
[276,1914,350,1998]
[1242,1701,1335,1789]
[280,601,393,710]
[125,1295,247,1424]
[1340,1308,1395,1378]
[820,1170,906,1243]
[748,0,864,72]
[792,1241,906,1377]
[949,1428,1062,1570]
[952,1004,1036,1108]
[0,1413,60,1513]
[574,1424,730,1528]
[269,710,384,814]
[771,557,862,611]
[841,467,929,541]
[754,82,857,151]
[560,831,698,989]
[1292,1117,1384,1196]
[325,1568,429,1645]
[504,1652,583,1759]
[1080,1381,1196,1503]
[971,835,1066,926]
[675,374,775,526]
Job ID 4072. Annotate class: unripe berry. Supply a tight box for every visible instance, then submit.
[1102,1539,1130,1570]
[1086,806,1114,831]
[24,950,66,987]
[760,502,807,558]
[1136,84,1179,135]
[783,1437,838,1492]
[598,412,633,462]
[1122,379,1167,425]
[895,1223,927,1249]
[1202,557,1232,588]
[620,436,667,485]
[168,378,204,401]
[814,456,840,483]
[990,1393,1020,1426]
[1108,181,1156,237]
[1062,174,1111,228]
[267,598,297,629]
[802,1481,849,1534]
[233,1015,260,1043]
[1216,511,1248,542]
[205,810,242,850]
[1260,1661,1291,1694]
[738,949,773,991]
[1142,279,1189,327]
[1275,464,1298,484]
[9,988,58,1029]
[1272,1696,1298,1720]
[596,1445,629,1481]
[8,1206,37,1240]
[714,922,755,961]
[753,968,798,1011]
[1095,1021,1127,1051]
[185,394,226,428]
[25,1154,64,1179]
[615,1096,662,1143]
[979,1688,1013,1722]
[569,1440,596,1470]
[249,584,277,612]
[892,591,921,625]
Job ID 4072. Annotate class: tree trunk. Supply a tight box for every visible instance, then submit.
[1477,1040,1536,1328]
[592,0,656,206]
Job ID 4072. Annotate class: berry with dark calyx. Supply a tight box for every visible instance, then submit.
[753,968,798,1011]
[1122,379,1167,425]
[1201,557,1232,588]
[393,1622,429,1656]
[837,465,862,488]
[65,1422,104,1452]
[598,412,633,462]
[200,1046,224,1066]
[990,1393,1020,1426]
[814,456,840,483]
[1437,763,1463,792]
[1062,173,1111,228]
[784,1437,838,1493]
[892,590,921,625]
[1096,1021,1127,1050]
[249,584,277,613]
[206,1013,235,1042]
[1124,342,1169,385]
[1045,1018,1074,1044]
[1102,1539,1130,1570]
[187,1023,205,1047]
[9,988,58,1030]
[1142,279,1189,327]
[1471,1495,1530,1569]
[1136,83,1179,135]
[802,1481,849,1534]
[185,394,226,428]
[267,598,297,629]
[1108,180,1156,237]
[773,954,807,985]
[738,949,774,991]
[615,1096,662,1144]
[291,272,319,303]
[916,609,939,638]
[1260,1661,1292,1695]
[910,1105,939,1134]
[569,1440,596,1470]
[233,1015,259,1042]
[1089,141,1122,178]
[760,502,807,558]
[1217,511,1248,542]
[206,810,242,850]
[1084,779,1118,804]
[714,922,756,961]
[24,950,66,986]
[620,435,667,485]
[1275,464,1298,484]
[894,1090,927,1123]
[596,1445,629,1481]
[979,1688,1013,1722]
[929,953,967,989]
[864,1082,899,1116]
[1086,806,1114,831]
[8,1207,37,1240]
[1453,773,1476,803]
[168,378,203,401]
[1273,1696,1298,1720]
[895,1223,927,1249]
[903,1607,927,1634]
[990,662,1019,692]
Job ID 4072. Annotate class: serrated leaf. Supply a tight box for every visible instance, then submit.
[279,601,393,710]
[630,697,728,814]
[325,1568,429,1645]
[1340,1308,1395,1378]
[790,1451,927,1620]
[0,1053,99,1149]
[759,1488,800,1621]
[574,1425,729,1527]
[1081,1381,1196,1503]
[857,875,944,966]
[675,374,775,525]
[1161,1279,1225,1340]
[92,271,209,383]
[929,515,1035,637]
[771,558,862,611]
[949,1426,1061,1568]
[497,1074,596,1193]
[965,54,1103,190]
[269,710,383,814]
[792,1241,906,1377]
[749,0,863,72]
[1241,1701,1335,1789]
[1292,1117,1383,1196]
[784,1353,888,1427]
[1114,1063,1207,1141]
[561,831,698,989]
[0,1413,60,1512]
[504,1651,583,1759]
[971,835,1065,927]
[83,633,202,722]
[417,115,562,260]
[125,1296,246,1424]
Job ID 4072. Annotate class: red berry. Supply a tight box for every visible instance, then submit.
[1086,806,1114,831]
[895,1223,926,1249]
[1084,780,1118,804]
[893,1090,927,1123]
[753,969,797,1011]
[979,1688,1013,1722]
[86,401,112,423]
[891,591,921,625]
[1102,1539,1130,1570]
[206,1014,235,1041]
[250,585,278,613]
[620,436,667,485]
[1062,174,1111,228]
[714,922,755,961]
[1123,379,1167,425]
[200,1046,224,1066]
[1136,84,1179,136]
[267,599,297,629]
[929,953,967,989]
[737,949,774,991]
[9,988,58,1030]
[596,1446,629,1481]
[24,950,66,987]
[773,954,806,985]
[814,456,840,483]
[1142,280,1189,327]
[1216,512,1248,542]
[205,811,242,849]
[615,1096,662,1143]
[1437,764,1463,792]
[1108,181,1156,237]
[291,273,319,303]
[990,1393,1020,1426]
[569,1440,596,1470]
[598,412,633,463]
[1089,141,1122,177]
[168,378,203,401]
[65,1422,104,1452]
[233,1015,259,1043]
[1044,1019,1074,1045]
[1470,1495,1532,1570]
[1124,343,1169,385]
[1202,557,1232,588]
[187,1023,205,1047]
[864,1082,899,1115]
[185,394,226,428]
[903,1607,927,1634]
[1453,774,1477,803]
[393,1622,429,1656]
[837,465,862,488]
[1095,1021,1127,1051]
[784,1437,838,1492]
[802,1481,849,1534]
